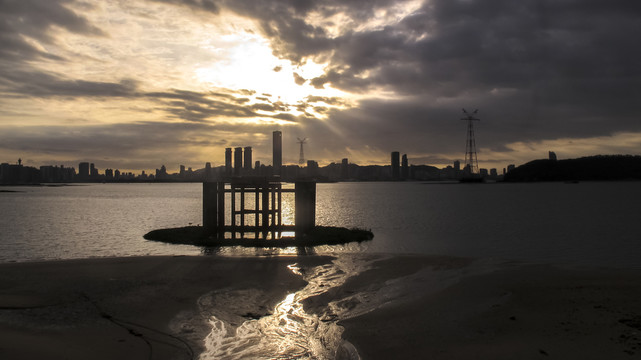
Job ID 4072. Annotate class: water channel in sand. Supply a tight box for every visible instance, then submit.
[197,256,371,360]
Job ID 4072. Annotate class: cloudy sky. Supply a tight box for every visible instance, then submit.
[1,0,640,172]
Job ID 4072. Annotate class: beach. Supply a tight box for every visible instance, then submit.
[1,255,641,359]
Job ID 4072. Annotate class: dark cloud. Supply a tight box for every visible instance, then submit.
[0,69,139,97]
[146,89,305,123]
[157,0,639,151]
[0,0,106,62]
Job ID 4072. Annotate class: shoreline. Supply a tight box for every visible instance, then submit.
[2,255,641,359]
[0,255,329,359]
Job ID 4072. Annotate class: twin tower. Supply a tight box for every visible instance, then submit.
[224,130,282,177]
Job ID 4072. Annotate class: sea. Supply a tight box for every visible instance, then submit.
[1,181,640,268]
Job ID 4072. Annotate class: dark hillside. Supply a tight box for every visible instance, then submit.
[504,155,641,182]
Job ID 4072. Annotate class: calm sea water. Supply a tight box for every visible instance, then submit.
[1,182,640,268]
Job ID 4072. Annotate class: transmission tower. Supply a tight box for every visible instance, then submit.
[461,108,480,175]
[297,137,307,165]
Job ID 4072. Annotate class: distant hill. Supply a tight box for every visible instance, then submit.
[504,155,641,182]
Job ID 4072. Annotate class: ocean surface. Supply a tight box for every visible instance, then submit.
[1,181,640,268]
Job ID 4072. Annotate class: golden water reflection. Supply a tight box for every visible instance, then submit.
[199,257,370,359]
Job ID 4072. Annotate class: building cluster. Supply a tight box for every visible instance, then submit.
[1,130,523,185]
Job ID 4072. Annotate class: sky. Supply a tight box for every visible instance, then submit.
[1,0,640,173]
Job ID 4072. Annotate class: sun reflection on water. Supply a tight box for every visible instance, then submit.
[199,258,369,359]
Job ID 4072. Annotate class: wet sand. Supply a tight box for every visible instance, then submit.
[2,255,641,359]
[0,256,327,360]
[332,257,641,359]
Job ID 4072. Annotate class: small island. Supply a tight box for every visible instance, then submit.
[144,179,374,248]
[144,225,374,248]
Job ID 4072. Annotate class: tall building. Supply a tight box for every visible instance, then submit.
[307,160,319,177]
[78,162,89,179]
[401,154,409,180]
[244,146,252,172]
[273,130,282,176]
[234,147,242,176]
[225,148,232,176]
[341,158,349,180]
[454,160,461,171]
[391,151,400,180]
[90,163,97,178]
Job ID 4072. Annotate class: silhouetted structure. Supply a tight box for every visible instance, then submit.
[391,151,400,180]
[298,137,307,165]
[461,109,480,177]
[40,165,75,183]
[78,162,89,179]
[225,148,232,176]
[205,162,212,180]
[341,158,349,180]
[306,160,319,178]
[234,147,242,176]
[203,178,316,239]
[549,151,557,161]
[1,161,39,184]
[244,146,252,173]
[401,154,409,180]
[90,163,98,178]
[273,131,282,176]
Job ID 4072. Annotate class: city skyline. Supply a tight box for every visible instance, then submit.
[2,1,641,172]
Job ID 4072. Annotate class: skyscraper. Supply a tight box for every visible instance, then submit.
[78,162,89,179]
[391,151,400,180]
[234,147,242,176]
[244,146,252,172]
[401,154,409,180]
[341,158,349,180]
[273,130,282,176]
[225,148,232,176]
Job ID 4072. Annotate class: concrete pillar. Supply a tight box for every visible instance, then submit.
[217,182,225,238]
[262,187,269,235]
[295,181,316,235]
[203,182,217,235]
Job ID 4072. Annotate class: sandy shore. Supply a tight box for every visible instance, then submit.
[2,255,641,359]
[330,257,641,359]
[0,255,327,360]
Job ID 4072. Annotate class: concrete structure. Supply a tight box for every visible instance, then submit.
[203,178,316,239]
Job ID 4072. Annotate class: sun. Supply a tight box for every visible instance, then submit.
[192,13,348,113]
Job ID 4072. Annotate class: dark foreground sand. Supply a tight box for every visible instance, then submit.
[1,255,641,359]
[0,256,326,360]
